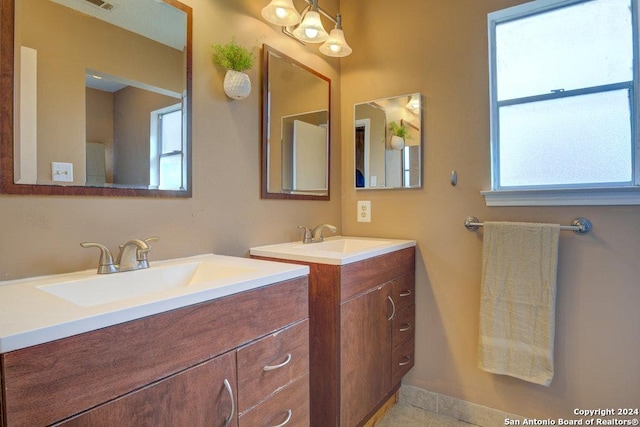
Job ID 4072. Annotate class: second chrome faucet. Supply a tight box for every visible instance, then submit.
[81,237,159,274]
[298,224,337,244]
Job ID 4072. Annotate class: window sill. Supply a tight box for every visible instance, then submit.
[482,187,640,206]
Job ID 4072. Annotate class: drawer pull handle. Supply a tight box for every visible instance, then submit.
[270,409,292,427]
[223,378,235,426]
[399,356,412,366]
[399,323,412,332]
[387,296,396,321]
[264,353,292,371]
[400,290,412,297]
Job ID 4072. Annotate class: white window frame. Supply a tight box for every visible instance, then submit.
[150,103,186,190]
[483,0,640,206]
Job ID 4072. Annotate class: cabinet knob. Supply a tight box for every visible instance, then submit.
[399,355,412,366]
[263,353,292,371]
[269,409,293,427]
[387,296,396,320]
[223,379,235,426]
[399,323,412,332]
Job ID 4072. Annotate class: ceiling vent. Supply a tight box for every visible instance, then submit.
[83,0,114,11]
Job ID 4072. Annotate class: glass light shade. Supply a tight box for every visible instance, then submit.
[261,0,301,26]
[293,11,329,43]
[406,94,420,112]
[319,28,352,57]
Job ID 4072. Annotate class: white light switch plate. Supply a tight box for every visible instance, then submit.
[52,162,73,182]
[357,200,371,223]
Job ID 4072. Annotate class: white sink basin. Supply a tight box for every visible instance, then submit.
[38,261,254,307]
[250,236,416,265]
[0,254,308,353]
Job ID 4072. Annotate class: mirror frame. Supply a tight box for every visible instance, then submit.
[0,0,193,197]
[260,44,331,201]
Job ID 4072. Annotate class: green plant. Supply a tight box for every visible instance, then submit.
[210,39,255,72]
[388,121,410,139]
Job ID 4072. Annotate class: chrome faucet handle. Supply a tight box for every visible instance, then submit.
[298,226,313,244]
[311,224,337,242]
[80,242,117,274]
[137,237,159,267]
[116,239,150,272]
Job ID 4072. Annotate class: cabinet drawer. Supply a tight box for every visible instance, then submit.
[237,319,309,414]
[392,304,414,350]
[239,374,309,427]
[391,273,415,313]
[392,337,415,386]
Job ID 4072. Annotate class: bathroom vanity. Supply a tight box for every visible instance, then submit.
[0,255,310,426]
[251,237,416,426]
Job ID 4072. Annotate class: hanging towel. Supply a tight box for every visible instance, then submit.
[477,221,560,386]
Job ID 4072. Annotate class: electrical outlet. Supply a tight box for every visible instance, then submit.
[52,162,73,182]
[357,200,371,223]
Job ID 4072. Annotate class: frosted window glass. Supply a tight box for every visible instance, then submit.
[161,109,183,153]
[496,0,632,101]
[499,89,632,187]
[159,154,182,190]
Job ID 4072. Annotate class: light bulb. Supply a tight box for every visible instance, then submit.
[275,7,288,19]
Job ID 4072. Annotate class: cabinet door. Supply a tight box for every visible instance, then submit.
[339,284,391,427]
[59,351,238,427]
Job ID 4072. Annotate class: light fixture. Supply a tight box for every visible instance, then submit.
[292,0,328,43]
[262,0,352,57]
[261,0,301,27]
[319,13,351,57]
[406,94,420,113]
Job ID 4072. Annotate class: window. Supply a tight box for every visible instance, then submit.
[485,0,640,205]
[150,104,185,190]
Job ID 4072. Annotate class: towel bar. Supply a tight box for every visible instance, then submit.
[464,217,592,234]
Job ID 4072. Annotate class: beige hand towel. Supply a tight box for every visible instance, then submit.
[477,221,560,386]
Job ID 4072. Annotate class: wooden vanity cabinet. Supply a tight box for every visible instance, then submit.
[0,276,310,427]
[253,246,415,427]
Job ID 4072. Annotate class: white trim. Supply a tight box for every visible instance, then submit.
[482,187,640,206]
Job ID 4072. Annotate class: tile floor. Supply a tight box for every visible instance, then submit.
[377,403,477,427]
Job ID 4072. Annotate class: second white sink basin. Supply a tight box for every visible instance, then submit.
[250,236,415,265]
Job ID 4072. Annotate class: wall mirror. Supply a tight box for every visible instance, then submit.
[0,0,192,197]
[354,93,422,190]
[261,45,331,200]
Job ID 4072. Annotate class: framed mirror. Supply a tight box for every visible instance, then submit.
[354,93,422,190]
[261,45,331,200]
[0,0,192,197]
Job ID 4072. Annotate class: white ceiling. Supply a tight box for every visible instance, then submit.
[50,0,186,51]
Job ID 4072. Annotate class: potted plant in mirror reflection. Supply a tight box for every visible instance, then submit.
[210,38,256,100]
[388,121,409,150]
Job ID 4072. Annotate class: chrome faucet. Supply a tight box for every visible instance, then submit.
[116,239,151,272]
[81,237,159,274]
[79,242,118,274]
[298,226,313,243]
[312,224,337,242]
[298,223,337,244]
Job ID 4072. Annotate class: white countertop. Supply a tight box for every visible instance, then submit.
[250,236,416,266]
[0,254,308,353]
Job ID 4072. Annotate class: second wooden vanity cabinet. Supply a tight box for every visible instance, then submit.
[254,246,415,427]
[0,276,310,426]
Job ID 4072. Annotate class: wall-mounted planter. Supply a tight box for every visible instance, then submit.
[223,70,251,100]
[390,135,405,150]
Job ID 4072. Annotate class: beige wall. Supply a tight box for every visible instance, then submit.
[0,0,342,279]
[341,0,640,419]
[3,0,639,420]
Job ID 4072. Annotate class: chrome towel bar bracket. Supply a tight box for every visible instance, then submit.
[464,216,592,234]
